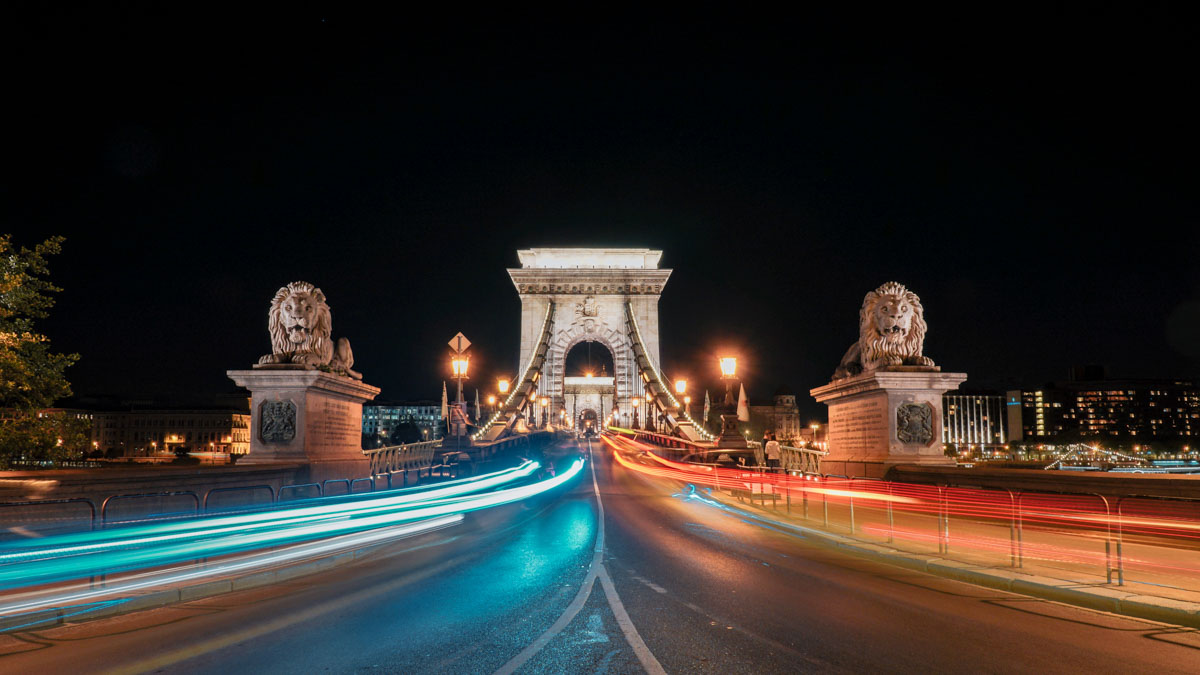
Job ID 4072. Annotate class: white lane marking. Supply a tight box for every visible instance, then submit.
[630,575,668,595]
[494,441,603,675]
[493,541,601,675]
[588,440,667,675]
[598,566,667,675]
[494,439,667,675]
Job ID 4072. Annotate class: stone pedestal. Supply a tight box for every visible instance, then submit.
[716,412,748,448]
[810,369,966,478]
[227,366,381,482]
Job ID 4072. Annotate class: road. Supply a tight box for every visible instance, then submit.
[1,438,1198,673]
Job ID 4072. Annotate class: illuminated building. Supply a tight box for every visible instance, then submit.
[747,386,802,443]
[941,392,1009,452]
[83,408,251,457]
[1009,369,1199,443]
[363,401,443,442]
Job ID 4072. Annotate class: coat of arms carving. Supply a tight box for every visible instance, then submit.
[896,402,934,445]
[575,296,599,319]
[260,400,297,443]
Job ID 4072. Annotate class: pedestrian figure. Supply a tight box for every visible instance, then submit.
[765,432,781,471]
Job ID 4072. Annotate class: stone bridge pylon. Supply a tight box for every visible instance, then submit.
[476,248,706,442]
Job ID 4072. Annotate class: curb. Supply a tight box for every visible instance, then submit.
[0,537,387,633]
[707,490,1200,629]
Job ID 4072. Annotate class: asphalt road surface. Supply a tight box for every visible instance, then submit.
[1,438,1198,674]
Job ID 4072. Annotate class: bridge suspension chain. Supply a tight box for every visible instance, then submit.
[624,303,710,441]
[474,302,557,441]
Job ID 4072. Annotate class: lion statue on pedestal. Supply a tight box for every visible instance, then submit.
[833,281,935,380]
[258,281,362,380]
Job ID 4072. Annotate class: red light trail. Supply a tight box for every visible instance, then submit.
[605,434,1200,591]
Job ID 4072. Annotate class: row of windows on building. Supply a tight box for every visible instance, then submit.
[46,408,253,456]
[363,403,444,441]
[1019,380,1197,441]
[942,378,1199,449]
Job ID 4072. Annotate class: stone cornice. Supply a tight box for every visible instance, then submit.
[227,368,382,402]
[508,268,672,295]
[810,370,967,403]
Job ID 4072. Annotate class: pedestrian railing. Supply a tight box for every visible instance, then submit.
[716,470,1200,591]
[363,440,440,477]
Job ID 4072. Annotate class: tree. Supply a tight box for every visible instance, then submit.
[0,235,86,468]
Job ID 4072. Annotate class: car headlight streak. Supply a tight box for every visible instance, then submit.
[0,459,584,592]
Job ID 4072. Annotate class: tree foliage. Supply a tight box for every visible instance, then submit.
[0,235,85,468]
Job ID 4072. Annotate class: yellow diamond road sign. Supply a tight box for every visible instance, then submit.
[448,332,471,353]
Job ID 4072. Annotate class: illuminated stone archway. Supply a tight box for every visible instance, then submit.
[509,248,671,413]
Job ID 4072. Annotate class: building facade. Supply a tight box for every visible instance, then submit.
[747,388,802,443]
[85,409,251,457]
[363,401,443,443]
[942,393,1009,452]
[1009,377,1199,445]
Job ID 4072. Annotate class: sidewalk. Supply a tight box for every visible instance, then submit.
[703,484,1200,629]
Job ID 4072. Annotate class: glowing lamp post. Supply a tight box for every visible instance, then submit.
[683,395,692,417]
[451,356,469,402]
[719,357,737,404]
[716,355,747,448]
[540,396,549,428]
[810,423,821,450]
[631,396,640,430]
[447,332,473,446]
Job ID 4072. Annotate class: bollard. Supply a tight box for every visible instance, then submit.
[886,483,894,544]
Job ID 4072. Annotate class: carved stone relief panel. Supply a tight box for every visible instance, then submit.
[260,400,297,443]
[896,402,934,445]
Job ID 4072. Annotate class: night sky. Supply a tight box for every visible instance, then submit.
[6,8,1199,420]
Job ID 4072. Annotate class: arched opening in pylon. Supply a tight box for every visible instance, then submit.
[564,340,615,378]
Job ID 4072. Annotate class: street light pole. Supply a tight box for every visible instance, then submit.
[447,332,473,447]
[716,356,747,448]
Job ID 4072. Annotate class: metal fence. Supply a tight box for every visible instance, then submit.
[720,470,1200,590]
[363,440,440,477]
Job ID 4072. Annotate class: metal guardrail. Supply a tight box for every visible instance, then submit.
[717,471,1200,589]
[1,439,538,538]
[610,427,707,451]
[363,440,440,476]
[0,498,98,533]
[624,431,826,474]
[780,445,825,474]
[101,491,200,525]
[203,485,275,511]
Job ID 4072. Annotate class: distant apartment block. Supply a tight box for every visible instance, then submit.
[363,401,444,442]
[1009,369,1199,443]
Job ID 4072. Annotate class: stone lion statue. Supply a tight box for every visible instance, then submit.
[833,281,935,380]
[258,281,362,379]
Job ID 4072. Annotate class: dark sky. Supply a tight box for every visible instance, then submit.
[6,7,1199,420]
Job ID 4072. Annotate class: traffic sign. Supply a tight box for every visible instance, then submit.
[448,332,471,353]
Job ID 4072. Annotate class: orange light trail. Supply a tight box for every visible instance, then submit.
[605,433,1200,587]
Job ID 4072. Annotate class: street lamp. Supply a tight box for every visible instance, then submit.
[716,355,746,448]
[498,378,510,396]
[683,395,692,418]
[631,396,640,430]
[540,396,549,428]
[447,333,473,446]
[645,392,654,431]
[451,355,469,403]
[719,357,737,405]
[810,422,821,450]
